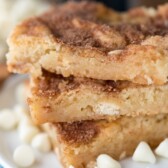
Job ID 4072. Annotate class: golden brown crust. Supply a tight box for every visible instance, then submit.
[7,2,168,85]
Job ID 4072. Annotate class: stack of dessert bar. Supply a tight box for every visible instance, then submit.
[6,1,168,168]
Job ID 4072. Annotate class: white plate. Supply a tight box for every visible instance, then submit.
[0,75,168,168]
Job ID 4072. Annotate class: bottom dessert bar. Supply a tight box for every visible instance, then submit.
[44,114,168,168]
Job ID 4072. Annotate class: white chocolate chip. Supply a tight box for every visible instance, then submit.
[97,154,121,168]
[31,133,51,152]
[18,117,35,130]
[17,116,36,136]
[19,126,40,143]
[13,145,35,167]
[14,104,28,122]
[0,109,18,130]
[69,166,75,168]
[144,75,153,85]
[94,102,120,116]
[108,50,122,56]
[132,141,156,164]
[155,139,168,158]
[146,8,156,17]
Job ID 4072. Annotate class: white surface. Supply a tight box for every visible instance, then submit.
[0,75,168,168]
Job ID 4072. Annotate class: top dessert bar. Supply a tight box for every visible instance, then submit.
[7,1,168,85]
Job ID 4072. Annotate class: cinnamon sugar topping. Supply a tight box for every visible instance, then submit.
[56,121,99,144]
[35,1,168,52]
